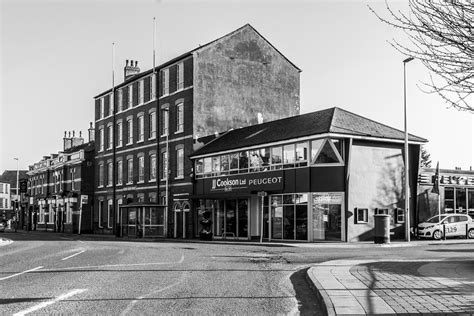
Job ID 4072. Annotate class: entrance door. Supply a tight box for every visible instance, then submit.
[312,193,344,241]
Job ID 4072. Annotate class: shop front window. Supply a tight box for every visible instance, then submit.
[271,194,308,241]
[312,193,344,241]
[311,138,344,165]
[283,144,295,168]
[456,188,467,213]
[271,146,283,170]
[239,151,248,173]
[295,142,308,167]
[220,155,230,175]
[468,189,474,217]
[229,153,239,174]
[444,187,454,212]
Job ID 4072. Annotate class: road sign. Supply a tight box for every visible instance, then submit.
[19,179,28,193]
[81,195,88,205]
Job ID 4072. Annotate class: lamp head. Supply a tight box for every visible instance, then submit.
[403,57,414,63]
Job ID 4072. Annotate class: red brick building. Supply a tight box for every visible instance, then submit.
[27,131,95,233]
[93,24,301,238]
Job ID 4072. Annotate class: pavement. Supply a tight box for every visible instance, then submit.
[307,258,474,315]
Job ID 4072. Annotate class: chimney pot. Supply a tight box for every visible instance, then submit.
[90,122,93,128]
[73,130,75,137]
[135,61,138,67]
[68,131,71,137]
[64,131,67,137]
[79,131,82,138]
[126,59,129,66]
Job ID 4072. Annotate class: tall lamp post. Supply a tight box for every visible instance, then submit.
[403,57,414,242]
[14,157,19,230]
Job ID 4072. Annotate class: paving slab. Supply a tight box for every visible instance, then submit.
[307,258,474,315]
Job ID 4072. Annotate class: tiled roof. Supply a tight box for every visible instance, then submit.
[0,170,29,185]
[191,107,427,157]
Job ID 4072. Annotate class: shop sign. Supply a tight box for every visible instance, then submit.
[81,195,88,205]
[204,171,284,194]
[313,193,343,205]
[440,175,474,186]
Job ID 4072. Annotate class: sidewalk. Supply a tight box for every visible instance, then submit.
[307,258,474,315]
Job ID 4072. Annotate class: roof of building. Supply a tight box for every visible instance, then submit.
[62,141,95,154]
[191,107,428,157]
[0,170,28,185]
[95,23,300,98]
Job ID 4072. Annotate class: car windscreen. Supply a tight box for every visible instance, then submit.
[425,216,446,223]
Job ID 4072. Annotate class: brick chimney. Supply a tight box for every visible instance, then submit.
[124,59,140,81]
[63,131,73,151]
[88,122,95,142]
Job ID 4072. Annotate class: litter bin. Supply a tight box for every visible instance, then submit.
[374,214,390,244]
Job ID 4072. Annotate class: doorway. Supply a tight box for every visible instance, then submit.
[312,192,344,241]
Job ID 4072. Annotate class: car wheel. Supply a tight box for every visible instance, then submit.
[468,229,474,239]
[433,230,442,240]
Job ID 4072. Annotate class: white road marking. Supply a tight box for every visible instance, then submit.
[43,253,185,271]
[120,272,186,315]
[61,250,86,261]
[0,266,43,281]
[59,237,72,240]
[78,240,85,244]
[13,289,87,316]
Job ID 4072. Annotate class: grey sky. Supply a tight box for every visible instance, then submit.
[1,0,472,172]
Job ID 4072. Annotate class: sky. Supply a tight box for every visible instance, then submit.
[1,0,473,172]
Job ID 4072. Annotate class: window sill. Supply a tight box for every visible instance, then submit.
[174,176,184,180]
[117,144,123,149]
[126,182,134,185]
[148,136,156,141]
[98,185,104,189]
[116,183,123,186]
[174,130,183,135]
[137,181,145,184]
[137,140,144,144]
[160,134,169,138]
[149,179,156,183]
[160,178,168,182]
[126,142,133,146]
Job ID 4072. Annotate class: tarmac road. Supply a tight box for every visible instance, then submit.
[0,232,321,315]
[1,231,473,315]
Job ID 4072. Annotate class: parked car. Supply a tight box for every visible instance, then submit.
[0,221,5,232]
[417,213,474,240]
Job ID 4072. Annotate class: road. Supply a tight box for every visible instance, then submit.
[1,231,473,315]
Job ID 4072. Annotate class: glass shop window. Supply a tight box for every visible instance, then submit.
[229,152,239,174]
[456,188,467,213]
[239,151,248,173]
[212,156,221,176]
[295,142,308,167]
[444,187,454,213]
[195,159,203,178]
[203,157,212,176]
[249,148,270,172]
[271,146,283,170]
[220,154,230,175]
[283,144,295,168]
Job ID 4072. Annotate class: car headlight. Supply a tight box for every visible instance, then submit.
[424,225,434,229]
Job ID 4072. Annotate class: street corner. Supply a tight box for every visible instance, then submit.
[305,266,337,316]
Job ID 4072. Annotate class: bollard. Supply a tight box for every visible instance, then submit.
[374,214,391,244]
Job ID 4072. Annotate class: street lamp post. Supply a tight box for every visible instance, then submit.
[403,57,414,242]
[14,157,19,231]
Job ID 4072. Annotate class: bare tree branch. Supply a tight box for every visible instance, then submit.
[369,0,473,112]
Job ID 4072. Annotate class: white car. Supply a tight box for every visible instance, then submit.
[417,213,474,240]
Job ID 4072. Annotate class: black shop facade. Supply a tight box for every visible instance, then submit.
[190,107,426,242]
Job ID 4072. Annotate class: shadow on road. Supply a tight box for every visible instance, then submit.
[289,268,323,315]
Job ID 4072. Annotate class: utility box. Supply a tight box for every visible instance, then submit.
[374,214,391,244]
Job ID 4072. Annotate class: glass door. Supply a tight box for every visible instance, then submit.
[312,193,344,241]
